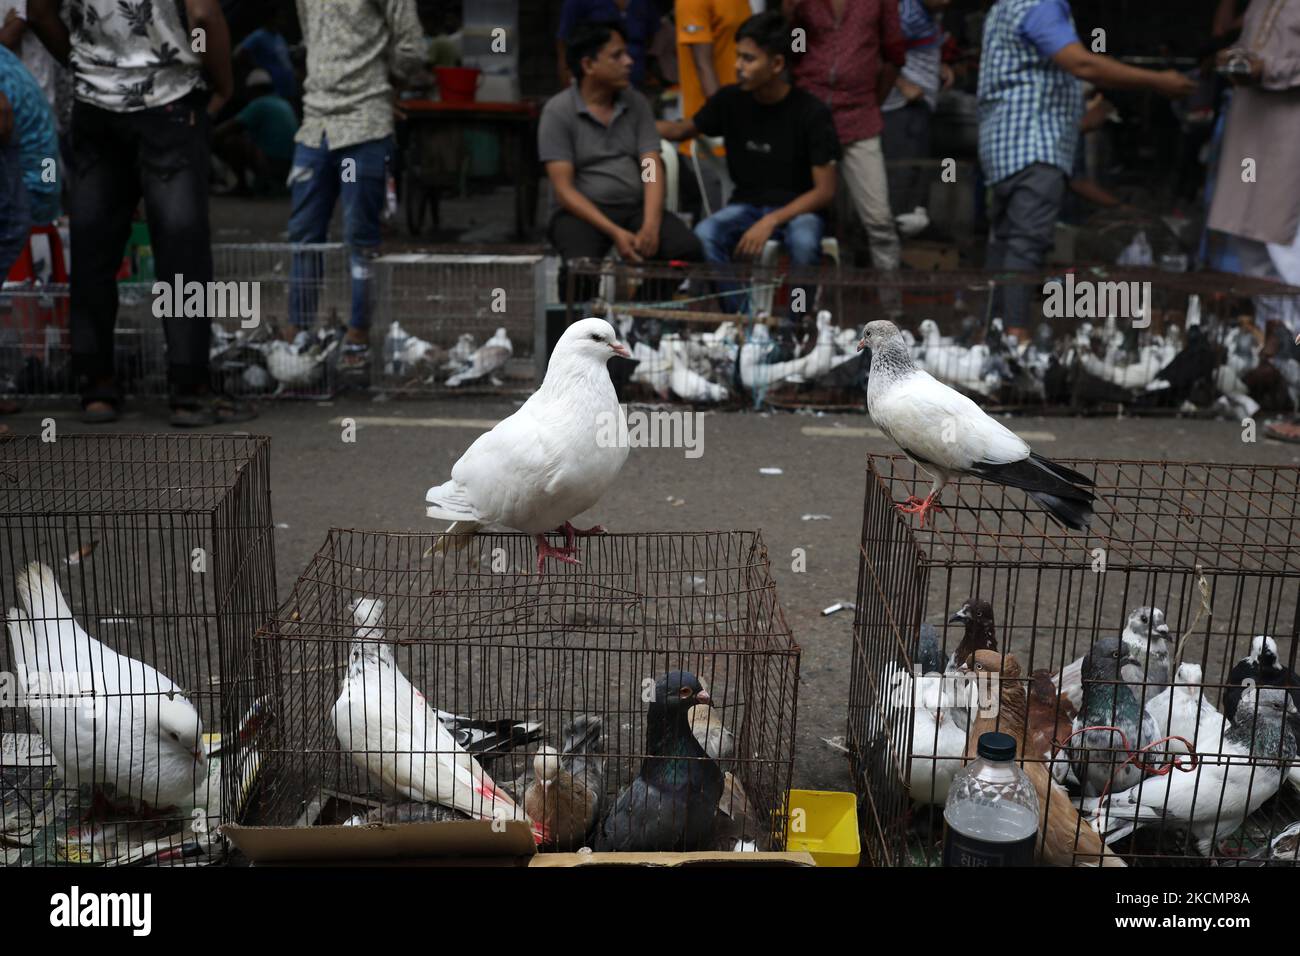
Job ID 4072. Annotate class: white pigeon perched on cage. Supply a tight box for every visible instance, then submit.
[425,317,630,575]
[445,327,512,387]
[331,597,545,842]
[1085,686,1298,856]
[6,562,207,812]
[859,319,1097,531]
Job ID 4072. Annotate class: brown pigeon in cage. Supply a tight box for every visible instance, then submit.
[1086,686,1299,857]
[331,597,547,843]
[7,562,208,815]
[593,671,724,852]
[961,649,1127,866]
[425,317,631,575]
[858,320,1096,531]
[523,715,605,850]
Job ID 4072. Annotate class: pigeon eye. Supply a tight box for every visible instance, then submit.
[679,687,692,699]
[590,333,602,341]
[168,731,179,741]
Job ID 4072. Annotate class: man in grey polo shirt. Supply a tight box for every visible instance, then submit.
[540,19,701,303]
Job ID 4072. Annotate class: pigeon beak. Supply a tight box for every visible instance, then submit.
[856,338,867,352]
[1156,623,1170,636]
[695,690,713,707]
[193,747,207,766]
[610,342,631,358]
[948,607,969,624]
[1295,332,1300,346]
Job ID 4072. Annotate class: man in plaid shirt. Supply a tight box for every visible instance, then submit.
[978,0,1193,336]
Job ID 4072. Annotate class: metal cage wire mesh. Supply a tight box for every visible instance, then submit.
[0,434,277,866]
[372,252,544,395]
[849,455,1300,867]
[248,528,800,853]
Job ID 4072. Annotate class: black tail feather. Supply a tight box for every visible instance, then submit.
[1030,453,1095,488]
[1027,490,1094,532]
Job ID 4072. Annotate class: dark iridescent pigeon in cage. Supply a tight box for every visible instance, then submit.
[593,671,723,851]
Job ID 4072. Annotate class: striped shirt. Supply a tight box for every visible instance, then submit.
[977,0,1084,184]
[882,0,944,113]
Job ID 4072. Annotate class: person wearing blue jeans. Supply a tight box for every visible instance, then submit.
[287,0,426,363]
[287,133,392,347]
[658,12,839,338]
[695,205,824,314]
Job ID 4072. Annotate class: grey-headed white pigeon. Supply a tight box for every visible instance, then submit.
[858,319,1096,530]
[331,597,545,841]
[425,317,631,574]
[7,562,207,811]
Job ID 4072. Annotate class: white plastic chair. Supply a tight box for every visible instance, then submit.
[749,237,842,318]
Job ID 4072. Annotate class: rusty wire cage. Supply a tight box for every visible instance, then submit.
[245,529,800,855]
[0,434,277,866]
[207,243,350,401]
[371,252,544,395]
[849,454,1300,867]
[560,259,1300,416]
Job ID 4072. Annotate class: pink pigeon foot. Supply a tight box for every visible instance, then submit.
[555,521,607,550]
[896,493,944,528]
[534,534,582,575]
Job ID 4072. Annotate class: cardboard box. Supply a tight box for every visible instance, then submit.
[222,820,815,867]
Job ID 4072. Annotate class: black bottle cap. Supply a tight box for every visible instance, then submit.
[976,731,1017,762]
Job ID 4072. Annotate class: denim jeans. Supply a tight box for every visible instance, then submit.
[695,203,824,315]
[287,134,392,332]
[68,90,213,401]
[986,162,1067,333]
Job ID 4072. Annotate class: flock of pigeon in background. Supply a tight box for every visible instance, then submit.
[206,321,517,393]
[881,598,1300,865]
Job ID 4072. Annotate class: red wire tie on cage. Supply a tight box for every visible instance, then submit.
[1053,725,1200,804]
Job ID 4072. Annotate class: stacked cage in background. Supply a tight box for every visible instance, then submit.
[0,435,277,866]
[208,243,350,400]
[849,454,1300,866]
[372,253,545,394]
[246,529,800,853]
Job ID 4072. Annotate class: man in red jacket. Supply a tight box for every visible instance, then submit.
[786,0,905,288]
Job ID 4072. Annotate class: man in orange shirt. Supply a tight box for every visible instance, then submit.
[675,0,752,123]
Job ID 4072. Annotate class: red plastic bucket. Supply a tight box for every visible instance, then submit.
[436,67,481,103]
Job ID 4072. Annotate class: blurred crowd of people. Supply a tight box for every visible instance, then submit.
[0,0,1297,431]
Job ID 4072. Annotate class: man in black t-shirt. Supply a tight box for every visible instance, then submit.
[658,11,839,319]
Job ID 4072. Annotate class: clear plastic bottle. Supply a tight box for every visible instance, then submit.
[942,732,1039,867]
